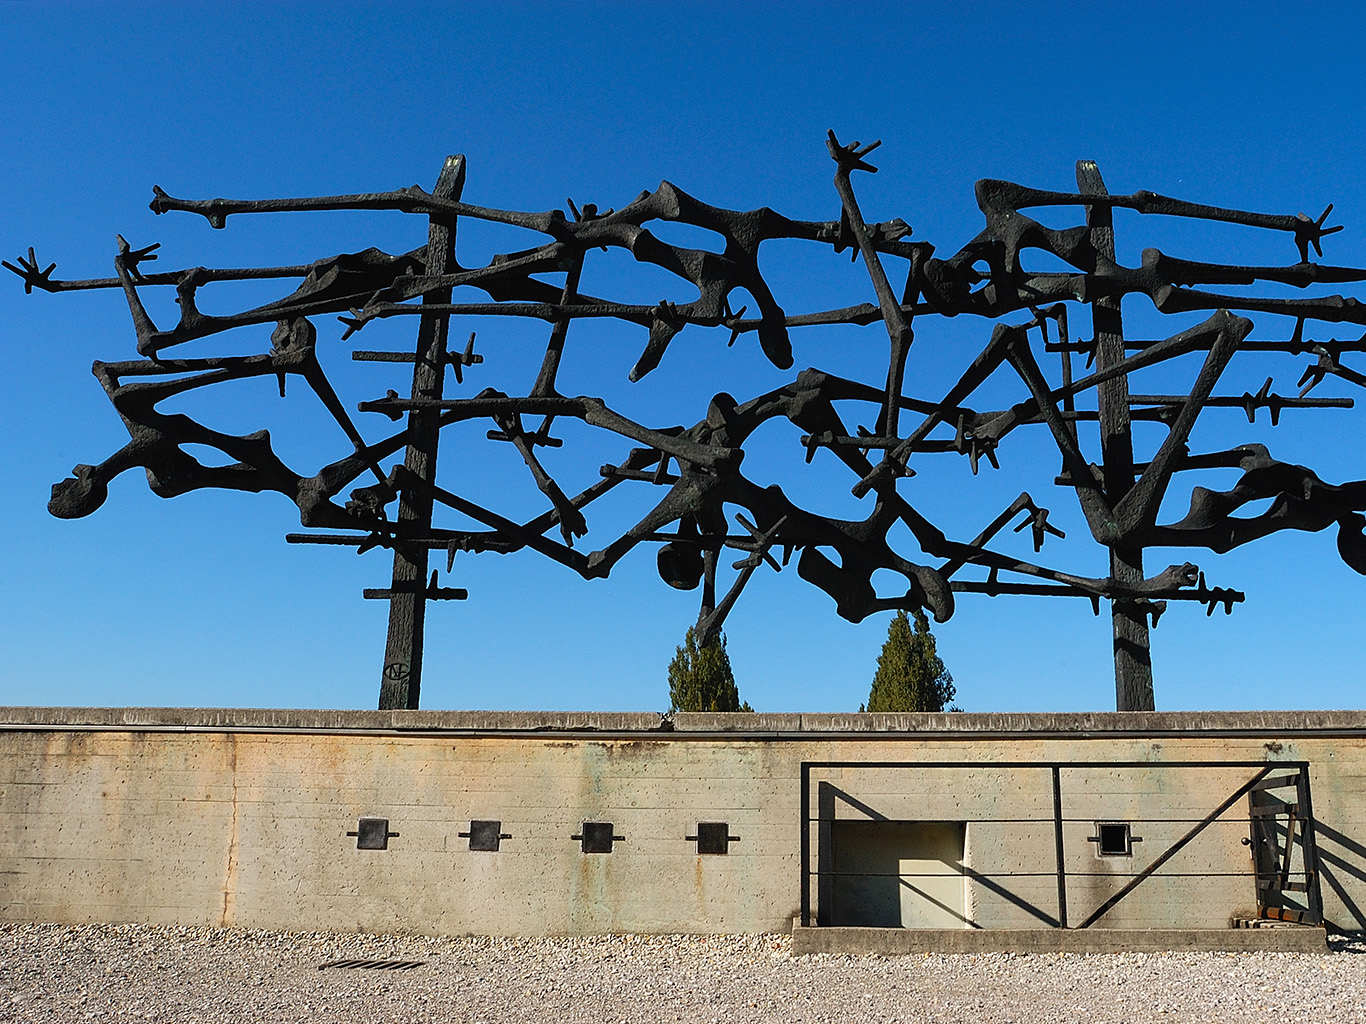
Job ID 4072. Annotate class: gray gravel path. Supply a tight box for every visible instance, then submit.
[2,923,1363,1023]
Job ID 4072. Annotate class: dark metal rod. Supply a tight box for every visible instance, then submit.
[803,759,1302,770]
[1052,765,1068,929]
[800,764,811,928]
[353,351,419,362]
[948,579,1245,606]
[1046,338,1366,353]
[798,815,1308,826]
[1130,394,1352,410]
[808,869,1289,879]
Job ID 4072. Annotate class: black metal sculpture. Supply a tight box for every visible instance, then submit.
[13,135,1366,711]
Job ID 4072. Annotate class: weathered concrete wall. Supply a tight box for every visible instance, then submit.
[1,708,1364,936]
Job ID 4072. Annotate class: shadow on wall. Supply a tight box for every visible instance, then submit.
[828,819,971,928]
[1315,822,1366,931]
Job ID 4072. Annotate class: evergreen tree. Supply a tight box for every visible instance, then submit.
[862,609,956,712]
[668,627,753,712]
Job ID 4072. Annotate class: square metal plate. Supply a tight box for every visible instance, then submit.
[355,817,391,850]
[695,822,732,855]
[579,821,616,853]
[466,819,504,852]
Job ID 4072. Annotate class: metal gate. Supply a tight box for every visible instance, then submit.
[1247,766,1324,924]
[799,759,1324,930]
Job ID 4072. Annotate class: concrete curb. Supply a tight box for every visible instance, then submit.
[790,924,1330,954]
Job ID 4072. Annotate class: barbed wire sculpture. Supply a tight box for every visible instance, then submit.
[12,133,1366,710]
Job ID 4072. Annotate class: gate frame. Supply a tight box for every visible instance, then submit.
[798,759,1323,930]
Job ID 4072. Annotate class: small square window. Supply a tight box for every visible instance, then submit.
[461,820,507,852]
[574,821,619,853]
[350,817,394,850]
[1090,821,1138,857]
[690,822,737,855]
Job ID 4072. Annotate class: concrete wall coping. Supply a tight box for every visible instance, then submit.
[2,706,1365,737]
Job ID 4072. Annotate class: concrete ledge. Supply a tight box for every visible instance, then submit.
[676,709,1366,737]
[791,925,1329,954]
[0,706,668,734]
[2,706,1366,738]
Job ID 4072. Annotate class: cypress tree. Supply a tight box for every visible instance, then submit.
[668,627,752,712]
[863,609,956,712]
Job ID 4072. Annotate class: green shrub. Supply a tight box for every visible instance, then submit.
[668,627,752,712]
[863,609,956,712]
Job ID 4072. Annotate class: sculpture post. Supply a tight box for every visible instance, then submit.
[378,155,466,710]
[1077,160,1154,712]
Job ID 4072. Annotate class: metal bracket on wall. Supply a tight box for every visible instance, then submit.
[346,817,399,851]
[459,819,511,852]
[686,822,741,854]
[572,821,624,853]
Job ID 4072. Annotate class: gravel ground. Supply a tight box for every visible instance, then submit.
[1,923,1363,1023]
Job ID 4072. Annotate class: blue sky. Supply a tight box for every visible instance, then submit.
[3,2,1366,713]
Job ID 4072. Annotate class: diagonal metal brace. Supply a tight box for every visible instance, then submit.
[1077,766,1274,928]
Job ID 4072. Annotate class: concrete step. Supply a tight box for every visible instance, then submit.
[791,923,1328,955]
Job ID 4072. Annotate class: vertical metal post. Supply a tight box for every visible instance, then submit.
[815,781,838,927]
[1296,763,1326,924]
[1077,160,1155,712]
[799,763,811,927]
[1051,765,1068,928]
[378,155,466,710]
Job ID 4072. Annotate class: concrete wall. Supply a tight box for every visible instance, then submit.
[2,707,1365,935]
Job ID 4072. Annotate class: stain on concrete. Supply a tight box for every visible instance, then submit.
[603,740,669,757]
[219,734,240,928]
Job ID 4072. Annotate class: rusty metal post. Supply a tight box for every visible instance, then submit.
[1077,160,1155,712]
[378,155,466,710]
